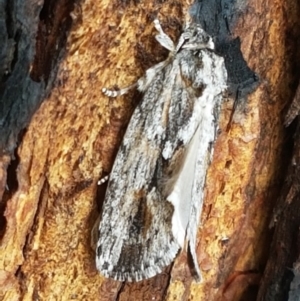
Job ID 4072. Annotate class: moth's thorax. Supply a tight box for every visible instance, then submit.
[180,23,215,51]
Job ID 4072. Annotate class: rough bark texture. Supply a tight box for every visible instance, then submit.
[256,84,300,301]
[0,0,300,300]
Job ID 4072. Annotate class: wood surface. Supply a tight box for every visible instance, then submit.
[0,0,300,300]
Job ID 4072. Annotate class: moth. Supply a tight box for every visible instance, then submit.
[96,19,227,282]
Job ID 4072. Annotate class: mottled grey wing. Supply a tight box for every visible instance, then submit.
[96,48,227,282]
[96,60,199,281]
[164,49,227,280]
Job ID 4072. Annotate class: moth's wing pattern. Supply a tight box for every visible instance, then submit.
[96,64,178,281]
[161,48,227,280]
[96,28,227,282]
[187,49,227,279]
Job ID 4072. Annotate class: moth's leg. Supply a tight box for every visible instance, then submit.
[103,58,170,96]
[98,175,109,185]
[137,60,170,92]
[102,83,137,97]
[91,175,109,249]
[136,19,176,91]
[102,19,174,96]
[153,19,175,52]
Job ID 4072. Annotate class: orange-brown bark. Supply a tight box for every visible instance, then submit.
[0,0,300,300]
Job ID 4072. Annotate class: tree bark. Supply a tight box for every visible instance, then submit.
[0,0,300,300]
[257,84,300,301]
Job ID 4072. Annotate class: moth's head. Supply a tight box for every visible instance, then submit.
[181,23,214,50]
